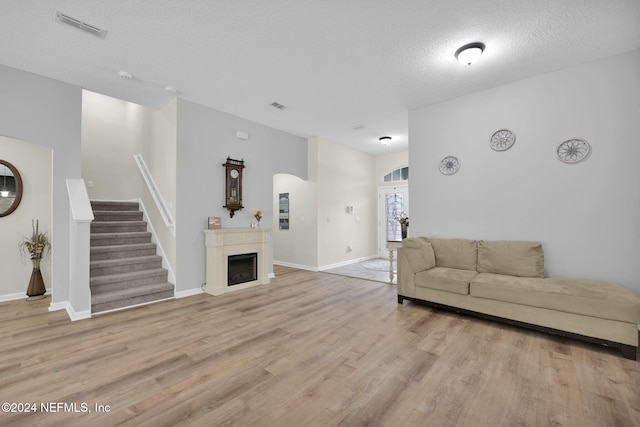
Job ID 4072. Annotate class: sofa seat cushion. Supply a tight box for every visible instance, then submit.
[477,240,544,278]
[471,273,640,324]
[429,238,477,271]
[415,267,476,295]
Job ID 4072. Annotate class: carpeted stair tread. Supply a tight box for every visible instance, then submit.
[90,243,157,261]
[90,232,153,247]
[93,210,144,222]
[92,291,175,314]
[91,221,148,233]
[90,255,162,277]
[90,268,168,286]
[90,201,140,211]
[91,282,174,313]
[91,242,156,253]
[90,270,168,293]
[91,255,162,268]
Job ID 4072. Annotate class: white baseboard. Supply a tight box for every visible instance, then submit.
[273,256,379,273]
[317,255,378,271]
[273,261,318,272]
[0,288,52,303]
[0,291,29,303]
[174,287,204,299]
[48,300,91,321]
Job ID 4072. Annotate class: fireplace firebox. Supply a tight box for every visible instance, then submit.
[228,252,257,286]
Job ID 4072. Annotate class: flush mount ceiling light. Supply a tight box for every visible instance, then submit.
[379,136,392,146]
[455,42,485,66]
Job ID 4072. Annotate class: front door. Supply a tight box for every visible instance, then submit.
[378,186,409,258]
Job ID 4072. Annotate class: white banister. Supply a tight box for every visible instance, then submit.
[66,178,94,320]
[134,154,175,236]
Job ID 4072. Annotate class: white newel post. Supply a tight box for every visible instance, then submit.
[66,179,94,320]
[204,228,271,296]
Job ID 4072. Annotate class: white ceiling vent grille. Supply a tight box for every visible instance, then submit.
[56,11,107,39]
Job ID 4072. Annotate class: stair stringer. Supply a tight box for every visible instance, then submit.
[135,198,177,287]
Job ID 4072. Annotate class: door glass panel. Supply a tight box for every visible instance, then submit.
[401,167,409,180]
[385,193,404,241]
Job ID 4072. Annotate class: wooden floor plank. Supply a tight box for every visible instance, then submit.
[0,269,638,426]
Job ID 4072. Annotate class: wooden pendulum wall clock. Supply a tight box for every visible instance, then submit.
[222,157,245,217]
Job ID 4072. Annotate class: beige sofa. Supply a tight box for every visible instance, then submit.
[397,237,640,360]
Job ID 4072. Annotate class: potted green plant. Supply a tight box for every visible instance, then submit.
[19,219,51,300]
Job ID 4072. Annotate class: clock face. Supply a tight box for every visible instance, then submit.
[230,169,239,179]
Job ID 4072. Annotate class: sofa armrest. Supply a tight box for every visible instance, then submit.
[397,247,417,297]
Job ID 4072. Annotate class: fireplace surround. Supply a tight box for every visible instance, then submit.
[204,228,270,296]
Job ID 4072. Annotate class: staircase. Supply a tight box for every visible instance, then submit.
[90,201,174,313]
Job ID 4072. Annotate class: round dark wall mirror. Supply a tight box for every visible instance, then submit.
[0,160,23,217]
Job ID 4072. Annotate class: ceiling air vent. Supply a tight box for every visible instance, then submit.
[270,102,287,110]
[56,11,107,39]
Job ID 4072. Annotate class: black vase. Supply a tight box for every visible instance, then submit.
[401,224,408,239]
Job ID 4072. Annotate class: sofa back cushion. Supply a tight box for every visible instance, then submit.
[477,240,544,278]
[429,238,477,271]
[401,237,436,273]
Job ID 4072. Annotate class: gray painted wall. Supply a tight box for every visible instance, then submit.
[409,50,640,295]
[176,99,308,292]
[0,64,82,305]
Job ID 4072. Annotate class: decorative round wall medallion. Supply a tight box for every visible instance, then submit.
[556,138,591,164]
[439,156,460,175]
[489,129,516,151]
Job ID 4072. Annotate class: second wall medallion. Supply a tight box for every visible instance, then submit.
[489,129,516,151]
[439,156,460,175]
[557,138,591,164]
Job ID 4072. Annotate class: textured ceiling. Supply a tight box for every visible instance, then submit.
[1,1,639,155]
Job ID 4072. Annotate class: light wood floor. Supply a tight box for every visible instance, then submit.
[1,267,638,426]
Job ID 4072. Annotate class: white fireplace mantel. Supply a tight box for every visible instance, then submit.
[204,228,271,296]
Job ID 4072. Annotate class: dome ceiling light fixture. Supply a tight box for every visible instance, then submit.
[379,136,392,146]
[455,42,486,66]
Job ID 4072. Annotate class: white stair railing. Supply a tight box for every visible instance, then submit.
[133,154,175,236]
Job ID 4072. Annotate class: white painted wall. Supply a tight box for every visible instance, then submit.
[273,139,382,270]
[176,99,308,293]
[0,65,82,306]
[0,136,52,298]
[81,90,147,200]
[142,98,177,274]
[409,49,640,295]
[272,173,318,269]
[375,150,409,187]
[311,138,377,268]
[82,91,178,277]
